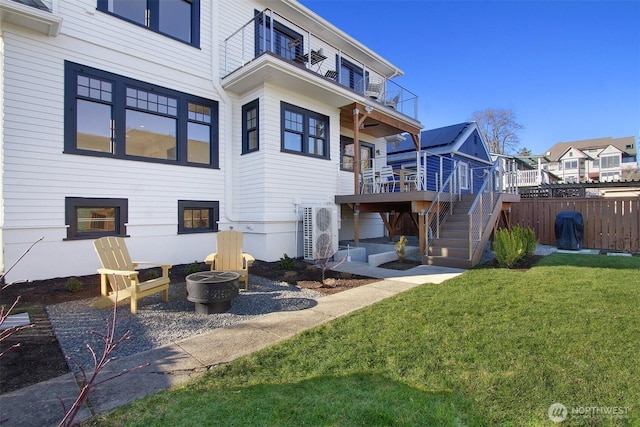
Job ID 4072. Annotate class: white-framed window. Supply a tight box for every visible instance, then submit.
[600,155,620,169]
[458,162,469,190]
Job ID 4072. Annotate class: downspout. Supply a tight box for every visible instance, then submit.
[210,2,238,224]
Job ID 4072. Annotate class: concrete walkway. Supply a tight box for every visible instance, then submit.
[0,263,464,427]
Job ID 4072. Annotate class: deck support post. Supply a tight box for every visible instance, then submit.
[418,210,426,261]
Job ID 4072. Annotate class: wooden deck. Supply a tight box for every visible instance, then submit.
[335,190,521,265]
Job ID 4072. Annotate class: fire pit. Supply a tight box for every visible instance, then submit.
[185,271,240,314]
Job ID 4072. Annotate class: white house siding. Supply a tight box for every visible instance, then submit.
[1,0,404,281]
[222,82,345,261]
[1,1,232,282]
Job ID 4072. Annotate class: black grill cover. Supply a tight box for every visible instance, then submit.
[554,211,584,250]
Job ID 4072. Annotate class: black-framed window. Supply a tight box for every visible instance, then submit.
[178,200,219,233]
[340,137,374,171]
[281,102,329,159]
[242,99,259,154]
[97,0,200,47]
[65,197,128,239]
[64,61,218,168]
[255,11,303,60]
[338,57,364,90]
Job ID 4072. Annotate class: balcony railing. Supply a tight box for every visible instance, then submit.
[222,9,419,120]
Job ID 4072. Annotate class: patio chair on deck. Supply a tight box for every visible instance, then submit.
[361,168,377,193]
[378,165,398,193]
[204,230,255,290]
[91,236,172,315]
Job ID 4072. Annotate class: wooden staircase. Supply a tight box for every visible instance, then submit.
[425,193,504,269]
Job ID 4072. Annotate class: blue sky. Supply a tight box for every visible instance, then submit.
[298,0,640,155]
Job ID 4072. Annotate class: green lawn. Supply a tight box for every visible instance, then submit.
[91,253,640,426]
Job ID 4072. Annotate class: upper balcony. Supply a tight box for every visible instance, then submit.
[220,8,419,123]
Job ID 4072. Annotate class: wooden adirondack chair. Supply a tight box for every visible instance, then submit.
[92,236,172,314]
[204,230,255,290]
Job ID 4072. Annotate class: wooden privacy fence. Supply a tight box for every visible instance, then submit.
[510,197,640,252]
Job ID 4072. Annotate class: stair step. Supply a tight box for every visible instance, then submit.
[433,229,469,239]
[428,246,470,258]
[425,255,473,269]
[431,238,468,248]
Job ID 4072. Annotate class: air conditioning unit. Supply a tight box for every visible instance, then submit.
[303,206,339,261]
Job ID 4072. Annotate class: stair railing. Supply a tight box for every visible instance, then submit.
[466,159,502,260]
[424,162,461,253]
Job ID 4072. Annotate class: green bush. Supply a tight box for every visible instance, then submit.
[493,226,537,268]
[144,269,160,280]
[185,261,204,276]
[395,236,408,262]
[278,254,295,270]
[65,277,83,292]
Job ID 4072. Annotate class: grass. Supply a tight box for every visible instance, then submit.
[91,253,640,426]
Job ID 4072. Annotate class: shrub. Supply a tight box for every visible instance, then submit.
[143,269,160,280]
[65,277,83,293]
[395,236,408,262]
[185,261,204,276]
[278,254,295,270]
[493,226,537,268]
[522,226,537,257]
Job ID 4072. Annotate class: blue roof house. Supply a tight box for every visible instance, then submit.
[387,122,493,194]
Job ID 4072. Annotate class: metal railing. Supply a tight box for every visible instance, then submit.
[424,162,461,251]
[466,159,502,260]
[222,9,418,120]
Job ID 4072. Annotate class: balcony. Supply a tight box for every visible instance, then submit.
[221,9,419,122]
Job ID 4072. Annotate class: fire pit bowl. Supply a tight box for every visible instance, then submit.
[186,271,240,314]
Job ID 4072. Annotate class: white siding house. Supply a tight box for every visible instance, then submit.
[0,0,422,282]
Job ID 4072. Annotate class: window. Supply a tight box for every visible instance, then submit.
[65,197,128,239]
[340,137,374,171]
[458,162,469,190]
[338,57,364,90]
[242,99,259,154]
[255,11,302,60]
[600,155,620,169]
[593,159,600,168]
[65,61,218,168]
[178,200,219,233]
[97,0,200,47]
[600,171,620,182]
[281,102,329,159]
[564,160,578,169]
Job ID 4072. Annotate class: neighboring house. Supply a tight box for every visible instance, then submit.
[387,122,494,194]
[0,0,424,281]
[543,137,637,183]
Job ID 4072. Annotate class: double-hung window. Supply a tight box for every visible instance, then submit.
[97,0,200,47]
[242,99,259,154]
[65,61,218,168]
[458,162,469,190]
[281,102,329,159]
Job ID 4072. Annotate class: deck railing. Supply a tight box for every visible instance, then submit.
[424,162,461,251]
[222,9,418,120]
[466,160,502,260]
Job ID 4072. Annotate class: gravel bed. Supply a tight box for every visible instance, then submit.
[47,275,324,372]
